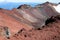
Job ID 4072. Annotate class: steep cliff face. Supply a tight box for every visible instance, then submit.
[0,2,60,40]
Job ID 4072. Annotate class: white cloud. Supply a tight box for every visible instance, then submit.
[6,0,48,3]
[48,0,60,3]
[6,0,40,3]
[0,0,60,3]
[0,0,4,2]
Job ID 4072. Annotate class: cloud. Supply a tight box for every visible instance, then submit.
[0,0,60,3]
[5,0,60,3]
[6,0,44,3]
[47,0,60,3]
[0,0,4,2]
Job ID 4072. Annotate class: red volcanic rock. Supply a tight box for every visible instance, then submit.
[16,2,60,28]
[9,16,60,40]
[0,9,34,36]
[0,2,60,40]
[36,2,58,7]
[17,4,31,9]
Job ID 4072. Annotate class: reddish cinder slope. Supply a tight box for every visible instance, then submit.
[0,2,60,40]
[9,16,60,40]
[0,9,33,36]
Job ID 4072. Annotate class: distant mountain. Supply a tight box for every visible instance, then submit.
[0,2,40,10]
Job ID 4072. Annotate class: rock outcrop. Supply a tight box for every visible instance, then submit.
[16,2,60,28]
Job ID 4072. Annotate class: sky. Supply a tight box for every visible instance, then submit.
[0,0,60,3]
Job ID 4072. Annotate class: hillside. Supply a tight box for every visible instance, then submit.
[0,2,60,40]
